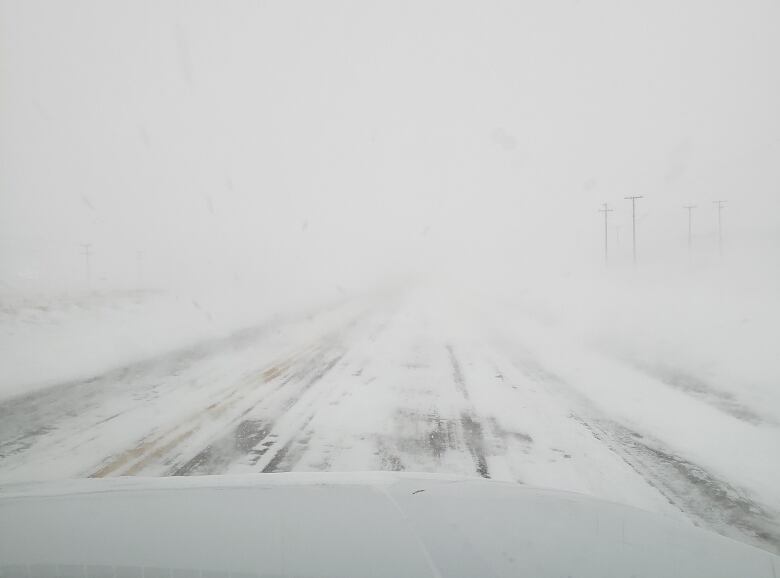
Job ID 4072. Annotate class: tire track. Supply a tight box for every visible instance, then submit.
[3,299,378,480]
[89,323,356,478]
[0,318,281,459]
[250,314,398,474]
[459,413,490,478]
[446,344,470,400]
[446,344,491,479]
[170,418,273,476]
[626,359,770,426]
[255,352,346,473]
[570,412,780,553]
[164,340,348,476]
[501,343,780,554]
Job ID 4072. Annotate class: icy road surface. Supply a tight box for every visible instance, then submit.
[1,288,779,554]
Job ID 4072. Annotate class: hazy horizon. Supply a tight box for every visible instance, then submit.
[2,0,779,297]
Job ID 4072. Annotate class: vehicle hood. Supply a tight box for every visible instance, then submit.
[0,472,778,578]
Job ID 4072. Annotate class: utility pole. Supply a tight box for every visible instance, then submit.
[713,200,726,258]
[683,205,696,251]
[80,243,92,284]
[598,203,613,265]
[624,195,643,265]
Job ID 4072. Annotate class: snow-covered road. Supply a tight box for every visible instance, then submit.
[1,287,779,554]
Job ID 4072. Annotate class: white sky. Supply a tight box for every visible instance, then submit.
[2,0,779,292]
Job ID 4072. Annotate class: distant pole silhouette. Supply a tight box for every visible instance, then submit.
[713,200,726,258]
[683,205,696,251]
[624,196,644,265]
[599,203,613,265]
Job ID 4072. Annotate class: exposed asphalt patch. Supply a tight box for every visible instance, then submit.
[630,360,768,425]
[460,413,490,479]
[488,416,533,445]
[571,412,780,554]
[259,353,345,473]
[503,342,780,554]
[171,419,273,476]
[446,344,470,400]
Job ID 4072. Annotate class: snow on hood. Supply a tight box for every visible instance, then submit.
[0,472,778,578]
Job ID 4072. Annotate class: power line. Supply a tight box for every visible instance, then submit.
[598,203,613,265]
[624,196,644,265]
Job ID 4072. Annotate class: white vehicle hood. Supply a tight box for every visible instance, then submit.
[0,472,778,578]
